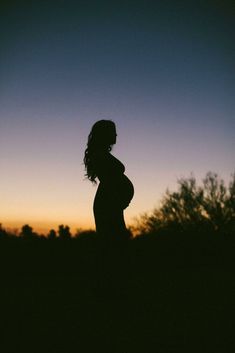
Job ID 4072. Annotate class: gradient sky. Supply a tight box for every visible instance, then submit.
[1,0,234,234]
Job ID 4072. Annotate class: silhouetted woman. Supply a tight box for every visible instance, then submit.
[84,120,134,240]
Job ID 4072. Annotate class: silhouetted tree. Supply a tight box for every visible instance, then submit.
[20,224,36,238]
[226,172,235,233]
[0,223,7,238]
[200,172,233,232]
[134,172,235,236]
[48,229,57,240]
[58,225,71,239]
[75,228,97,239]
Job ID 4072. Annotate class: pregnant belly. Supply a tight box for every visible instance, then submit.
[95,175,134,210]
[117,174,134,207]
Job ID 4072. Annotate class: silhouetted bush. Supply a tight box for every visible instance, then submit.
[134,172,235,236]
[58,224,71,239]
[48,229,57,240]
[20,224,37,239]
[74,229,97,239]
[0,223,7,238]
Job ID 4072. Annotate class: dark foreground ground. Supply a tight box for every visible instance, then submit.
[1,233,235,353]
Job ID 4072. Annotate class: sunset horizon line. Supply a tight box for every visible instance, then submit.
[0,220,96,236]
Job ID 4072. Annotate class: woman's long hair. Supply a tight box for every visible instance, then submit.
[84,120,116,183]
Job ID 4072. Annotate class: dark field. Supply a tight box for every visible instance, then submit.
[1,234,235,353]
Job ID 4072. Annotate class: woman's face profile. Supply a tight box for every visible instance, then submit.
[109,126,117,145]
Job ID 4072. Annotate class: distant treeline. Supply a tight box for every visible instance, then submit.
[0,223,96,240]
[1,172,234,241]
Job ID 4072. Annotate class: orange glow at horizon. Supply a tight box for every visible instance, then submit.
[1,219,94,235]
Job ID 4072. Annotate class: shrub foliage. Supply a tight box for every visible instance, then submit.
[134,172,235,236]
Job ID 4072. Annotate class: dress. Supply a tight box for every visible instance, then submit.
[93,152,134,239]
